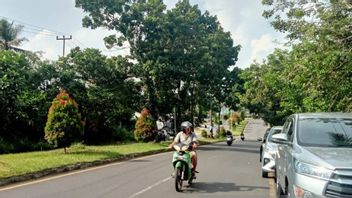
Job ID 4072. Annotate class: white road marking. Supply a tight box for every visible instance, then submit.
[0,152,170,192]
[127,177,172,198]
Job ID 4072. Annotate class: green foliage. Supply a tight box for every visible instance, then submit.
[223,114,229,121]
[112,127,135,142]
[218,126,226,138]
[0,19,27,50]
[201,129,208,138]
[240,111,246,121]
[229,112,240,126]
[45,89,83,150]
[242,0,352,125]
[75,0,241,126]
[134,108,156,142]
[64,48,141,144]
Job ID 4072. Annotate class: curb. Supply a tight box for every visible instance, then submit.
[0,140,220,187]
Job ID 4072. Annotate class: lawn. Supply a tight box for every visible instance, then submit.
[0,142,169,179]
[0,139,219,180]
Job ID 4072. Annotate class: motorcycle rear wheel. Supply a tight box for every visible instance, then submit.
[175,167,183,192]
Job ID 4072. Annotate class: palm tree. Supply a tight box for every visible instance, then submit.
[0,19,27,50]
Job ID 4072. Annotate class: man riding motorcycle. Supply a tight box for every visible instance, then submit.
[169,121,199,176]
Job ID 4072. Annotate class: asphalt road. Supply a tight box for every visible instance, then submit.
[0,119,270,198]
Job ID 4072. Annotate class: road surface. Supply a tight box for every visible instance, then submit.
[0,119,270,198]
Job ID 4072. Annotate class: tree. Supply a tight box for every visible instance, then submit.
[75,0,240,125]
[64,48,141,144]
[45,89,83,153]
[0,19,27,50]
[241,0,352,125]
[134,108,156,142]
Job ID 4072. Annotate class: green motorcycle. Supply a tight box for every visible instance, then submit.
[172,143,195,192]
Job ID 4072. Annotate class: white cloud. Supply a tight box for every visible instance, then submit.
[21,28,130,60]
[250,34,277,63]
[71,28,130,57]
[21,30,60,60]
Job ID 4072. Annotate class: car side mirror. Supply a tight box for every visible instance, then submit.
[257,138,262,142]
[271,133,288,144]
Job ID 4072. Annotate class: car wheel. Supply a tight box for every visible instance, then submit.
[276,178,285,198]
[259,147,262,162]
[262,170,268,178]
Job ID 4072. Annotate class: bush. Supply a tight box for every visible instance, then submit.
[240,111,246,122]
[229,112,240,126]
[223,114,229,121]
[0,138,14,154]
[201,129,208,138]
[134,108,156,142]
[219,126,226,138]
[0,138,53,154]
[112,127,135,142]
[45,89,83,152]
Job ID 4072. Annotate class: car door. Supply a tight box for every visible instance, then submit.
[277,116,294,189]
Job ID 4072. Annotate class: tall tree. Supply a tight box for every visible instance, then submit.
[241,0,352,125]
[0,19,27,50]
[76,0,240,126]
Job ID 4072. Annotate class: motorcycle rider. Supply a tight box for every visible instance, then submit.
[169,121,199,176]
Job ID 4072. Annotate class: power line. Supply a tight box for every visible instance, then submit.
[1,15,130,57]
[0,15,88,49]
[0,16,66,36]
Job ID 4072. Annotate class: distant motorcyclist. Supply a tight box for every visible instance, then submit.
[169,121,199,175]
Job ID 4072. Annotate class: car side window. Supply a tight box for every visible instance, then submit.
[287,119,294,142]
[282,119,290,134]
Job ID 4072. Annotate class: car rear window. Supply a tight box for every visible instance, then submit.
[297,118,352,147]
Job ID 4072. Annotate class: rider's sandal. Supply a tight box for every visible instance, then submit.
[192,170,199,179]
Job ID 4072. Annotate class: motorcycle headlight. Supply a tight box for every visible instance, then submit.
[294,160,333,180]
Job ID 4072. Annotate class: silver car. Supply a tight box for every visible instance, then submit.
[260,126,283,178]
[273,113,352,198]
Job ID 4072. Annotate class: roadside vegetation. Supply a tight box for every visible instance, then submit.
[1,0,350,181]
[0,0,243,154]
[232,119,249,136]
[0,142,168,179]
[0,138,220,179]
[241,0,352,125]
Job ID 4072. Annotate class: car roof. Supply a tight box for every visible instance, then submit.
[296,112,352,119]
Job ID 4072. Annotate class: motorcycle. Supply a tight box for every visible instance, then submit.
[172,143,195,192]
[240,132,245,141]
[162,126,176,141]
[226,134,234,146]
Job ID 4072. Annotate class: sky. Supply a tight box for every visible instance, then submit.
[0,0,285,69]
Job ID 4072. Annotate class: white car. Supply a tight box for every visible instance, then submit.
[273,113,352,197]
[260,126,283,178]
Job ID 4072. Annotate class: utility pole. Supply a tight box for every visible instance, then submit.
[56,35,72,57]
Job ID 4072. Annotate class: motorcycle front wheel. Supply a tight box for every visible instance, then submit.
[175,167,183,192]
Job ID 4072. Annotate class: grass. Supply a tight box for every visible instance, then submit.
[0,139,219,180]
[0,142,169,179]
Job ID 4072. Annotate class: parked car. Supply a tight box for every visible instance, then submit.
[273,112,352,198]
[259,128,271,162]
[260,126,283,178]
